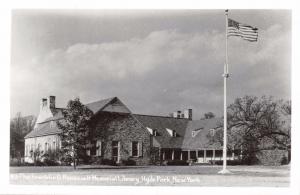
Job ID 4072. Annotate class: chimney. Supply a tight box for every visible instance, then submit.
[184,109,193,120]
[188,109,192,120]
[177,110,181,118]
[40,98,47,111]
[47,96,56,109]
[173,112,177,118]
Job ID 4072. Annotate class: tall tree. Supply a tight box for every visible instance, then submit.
[208,96,291,164]
[10,113,36,159]
[57,98,93,169]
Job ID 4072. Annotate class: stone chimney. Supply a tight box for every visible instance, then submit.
[40,98,47,111]
[184,109,193,120]
[177,111,181,118]
[47,96,56,109]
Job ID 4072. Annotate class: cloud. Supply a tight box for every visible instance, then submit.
[11,26,290,119]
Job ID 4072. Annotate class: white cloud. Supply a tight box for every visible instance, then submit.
[11,26,290,118]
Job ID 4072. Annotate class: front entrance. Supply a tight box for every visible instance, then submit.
[112,141,120,163]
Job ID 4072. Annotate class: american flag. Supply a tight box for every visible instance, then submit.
[227,18,258,42]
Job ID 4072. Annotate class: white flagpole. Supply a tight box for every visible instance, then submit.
[219,9,231,174]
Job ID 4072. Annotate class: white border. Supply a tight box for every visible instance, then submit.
[1,0,299,195]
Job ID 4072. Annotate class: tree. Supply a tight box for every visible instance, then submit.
[10,113,36,160]
[57,98,93,169]
[208,96,291,164]
[203,112,215,119]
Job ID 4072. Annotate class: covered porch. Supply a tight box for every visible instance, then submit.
[160,148,241,164]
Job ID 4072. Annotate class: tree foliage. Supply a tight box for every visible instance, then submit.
[10,113,36,159]
[208,96,291,164]
[57,98,93,169]
[203,112,215,119]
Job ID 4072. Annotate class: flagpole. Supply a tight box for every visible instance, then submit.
[219,9,231,174]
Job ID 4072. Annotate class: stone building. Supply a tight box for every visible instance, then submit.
[24,96,236,165]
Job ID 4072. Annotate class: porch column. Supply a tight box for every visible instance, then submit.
[158,148,161,162]
[180,151,183,160]
[162,150,165,161]
[172,149,175,160]
[240,146,243,159]
[188,150,190,160]
[232,151,235,160]
[117,141,120,163]
[212,149,216,161]
[204,149,207,163]
[196,150,199,163]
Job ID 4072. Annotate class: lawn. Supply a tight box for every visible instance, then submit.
[9,165,290,186]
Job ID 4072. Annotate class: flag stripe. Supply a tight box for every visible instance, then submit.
[227,18,258,42]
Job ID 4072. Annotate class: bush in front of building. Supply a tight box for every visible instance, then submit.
[101,158,117,166]
[166,160,189,166]
[213,159,243,166]
[256,149,289,165]
[122,159,136,166]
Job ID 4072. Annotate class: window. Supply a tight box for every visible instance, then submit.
[112,141,119,160]
[53,141,56,151]
[90,140,97,156]
[166,128,178,137]
[146,127,158,136]
[172,130,177,137]
[192,128,203,137]
[210,129,215,136]
[131,141,139,157]
[192,131,196,137]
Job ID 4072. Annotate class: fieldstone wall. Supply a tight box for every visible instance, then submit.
[92,112,152,165]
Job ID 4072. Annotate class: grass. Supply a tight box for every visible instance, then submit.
[9,165,290,186]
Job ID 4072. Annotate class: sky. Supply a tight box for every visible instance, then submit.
[10,9,291,119]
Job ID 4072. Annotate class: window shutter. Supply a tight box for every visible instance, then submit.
[138,142,143,157]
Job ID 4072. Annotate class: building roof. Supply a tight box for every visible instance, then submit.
[25,120,61,138]
[133,114,222,149]
[182,118,223,150]
[133,114,190,148]
[85,97,116,114]
[25,97,222,150]
[25,97,117,138]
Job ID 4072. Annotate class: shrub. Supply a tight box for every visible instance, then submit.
[281,156,289,165]
[35,159,45,166]
[43,158,59,166]
[167,160,189,166]
[101,159,116,166]
[122,159,136,166]
[256,149,288,165]
[213,160,243,165]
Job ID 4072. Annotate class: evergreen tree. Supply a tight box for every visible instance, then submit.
[57,98,93,169]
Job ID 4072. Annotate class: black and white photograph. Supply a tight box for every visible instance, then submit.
[6,7,297,192]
